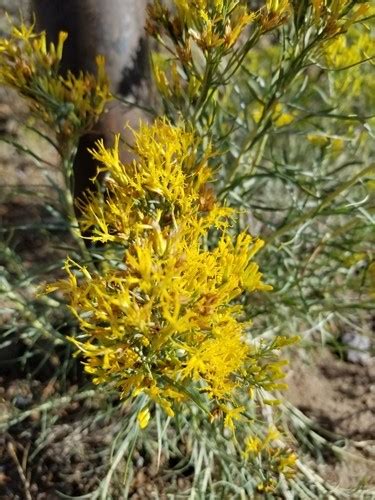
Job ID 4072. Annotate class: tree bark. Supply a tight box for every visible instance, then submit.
[31,0,150,199]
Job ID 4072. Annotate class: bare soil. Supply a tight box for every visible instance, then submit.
[286,350,375,490]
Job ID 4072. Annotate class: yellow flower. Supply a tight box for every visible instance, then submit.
[257,479,277,493]
[266,0,290,15]
[323,22,375,99]
[46,119,293,428]
[137,408,151,429]
[223,406,246,432]
[261,0,291,30]
[307,133,330,147]
[275,112,295,127]
[0,23,110,143]
[278,451,297,475]
[244,435,263,456]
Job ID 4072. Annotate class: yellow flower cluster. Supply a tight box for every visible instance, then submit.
[261,0,291,30]
[147,0,256,52]
[310,0,371,33]
[324,19,374,98]
[252,101,295,128]
[147,0,259,102]
[244,426,297,491]
[47,119,297,425]
[263,1,371,36]
[0,23,110,144]
[147,0,370,112]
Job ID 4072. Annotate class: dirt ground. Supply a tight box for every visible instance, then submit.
[0,1,374,498]
[286,350,375,491]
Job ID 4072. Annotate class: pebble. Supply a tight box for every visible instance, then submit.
[341,332,372,365]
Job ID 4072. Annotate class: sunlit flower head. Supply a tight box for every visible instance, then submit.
[0,22,110,144]
[46,119,297,428]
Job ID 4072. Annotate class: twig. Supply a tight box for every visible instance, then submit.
[7,440,32,500]
[1,390,96,431]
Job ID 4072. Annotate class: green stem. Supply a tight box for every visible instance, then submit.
[266,164,375,245]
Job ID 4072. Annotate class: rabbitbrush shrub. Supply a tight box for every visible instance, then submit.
[1,1,374,497]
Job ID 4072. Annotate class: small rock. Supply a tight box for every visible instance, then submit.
[341,332,372,365]
[13,394,33,409]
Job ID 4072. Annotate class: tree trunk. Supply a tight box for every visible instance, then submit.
[31,0,150,199]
